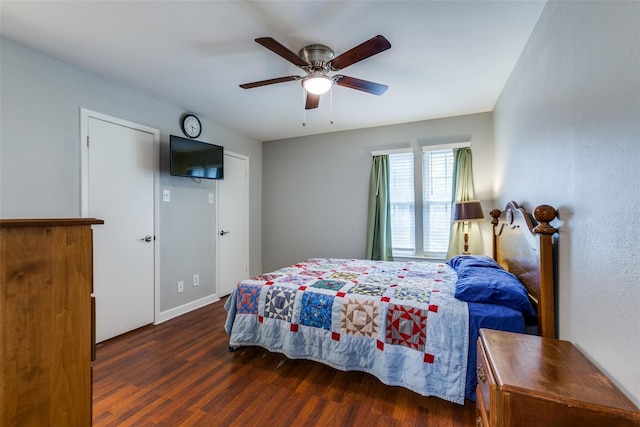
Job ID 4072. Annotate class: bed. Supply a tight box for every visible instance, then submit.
[224,201,558,404]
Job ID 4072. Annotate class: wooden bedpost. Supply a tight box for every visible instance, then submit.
[490,209,501,261]
[532,205,558,338]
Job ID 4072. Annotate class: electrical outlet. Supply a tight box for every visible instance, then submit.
[177,281,184,293]
[193,274,199,287]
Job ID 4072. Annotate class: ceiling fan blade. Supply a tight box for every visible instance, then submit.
[239,75,301,89]
[255,37,309,68]
[305,93,320,110]
[329,35,391,70]
[334,75,388,95]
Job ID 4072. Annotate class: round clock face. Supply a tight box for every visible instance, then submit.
[182,114,201,138]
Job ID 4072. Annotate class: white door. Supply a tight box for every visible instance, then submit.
[83,111,157,342]
[217,152,249,296]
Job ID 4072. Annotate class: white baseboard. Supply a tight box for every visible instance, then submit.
[155,293,220,324]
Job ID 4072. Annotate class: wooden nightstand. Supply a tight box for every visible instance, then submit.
[476,328,640,427]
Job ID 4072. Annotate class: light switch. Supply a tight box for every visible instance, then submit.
[163,189,171,202]
[208,193,214,204]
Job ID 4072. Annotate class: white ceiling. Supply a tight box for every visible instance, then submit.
[0,1,546,142]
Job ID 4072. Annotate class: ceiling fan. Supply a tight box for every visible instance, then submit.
[239,35,391,110]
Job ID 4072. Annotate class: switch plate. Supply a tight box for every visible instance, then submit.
[208,193,214,204]
[193,274,200,287]
[163,189,171,202]
[177,281,184,293]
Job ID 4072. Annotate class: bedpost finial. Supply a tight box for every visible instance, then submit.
[490,209,501,226]
[533,205,557,234]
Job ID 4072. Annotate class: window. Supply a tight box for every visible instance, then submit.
[388,148,455,259]
[389,152,415,255]
[422,149,455,256]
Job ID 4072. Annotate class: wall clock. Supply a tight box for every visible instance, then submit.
[181,114,201,138]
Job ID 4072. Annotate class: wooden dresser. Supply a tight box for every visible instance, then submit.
[476,328,640,427]
[0,218,103,426]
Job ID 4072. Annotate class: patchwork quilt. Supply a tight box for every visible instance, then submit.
[224,258,469,404]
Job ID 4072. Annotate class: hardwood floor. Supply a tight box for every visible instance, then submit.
[93,297,476,426]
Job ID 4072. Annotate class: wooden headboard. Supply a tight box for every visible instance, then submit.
[490,201,558,338]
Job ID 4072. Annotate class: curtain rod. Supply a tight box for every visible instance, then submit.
[421,141,471,151]
[371,141,471,156]
[370,147,413,156]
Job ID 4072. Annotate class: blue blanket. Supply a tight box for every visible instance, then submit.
[224,258,469,404]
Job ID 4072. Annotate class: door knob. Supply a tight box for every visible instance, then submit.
[219,230,230,236]
[140,235,153,242]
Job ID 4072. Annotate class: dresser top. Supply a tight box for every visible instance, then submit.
[0,218,104,228]
[479,328,640,415]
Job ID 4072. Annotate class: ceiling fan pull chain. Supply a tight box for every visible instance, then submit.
[302,88,307,127]
[330,87,334,125]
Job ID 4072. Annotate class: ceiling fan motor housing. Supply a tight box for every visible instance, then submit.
[299,44,334,72]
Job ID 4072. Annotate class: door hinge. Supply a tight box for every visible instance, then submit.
[87,136,90,148]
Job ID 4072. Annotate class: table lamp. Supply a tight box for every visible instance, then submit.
[453,200,484,254]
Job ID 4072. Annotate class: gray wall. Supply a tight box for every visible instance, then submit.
[493,1,640,404]
[262,112,495,272]
[0,37,263,315]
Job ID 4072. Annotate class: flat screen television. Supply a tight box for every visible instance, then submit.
[170,135,223,179]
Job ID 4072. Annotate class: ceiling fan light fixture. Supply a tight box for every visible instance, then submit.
[302,73,332,95]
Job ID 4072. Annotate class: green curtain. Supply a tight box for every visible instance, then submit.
[445,147,484,259]
[366,155,393,261]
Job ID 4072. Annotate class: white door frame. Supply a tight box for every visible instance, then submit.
[79,108,160,325]
[216,151,250,296]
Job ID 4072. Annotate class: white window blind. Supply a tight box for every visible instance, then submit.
[388,147,455,259]
[422,149,454,257]
[388,152,415,255]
